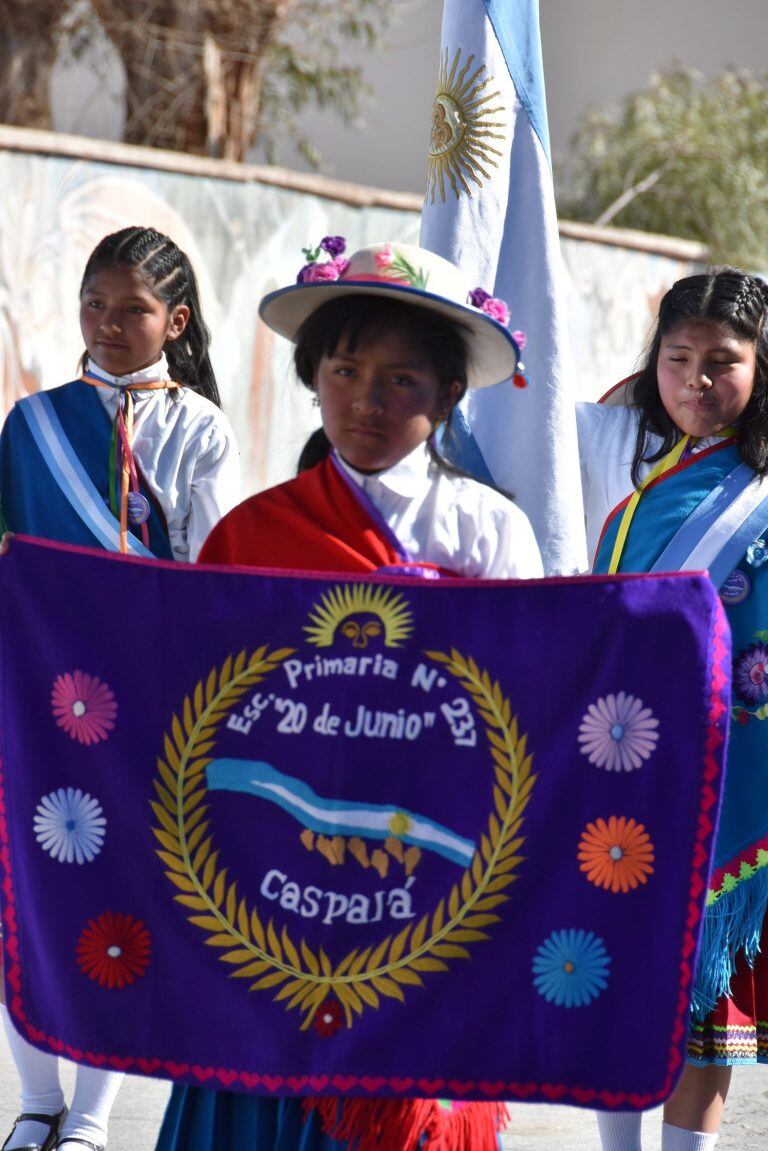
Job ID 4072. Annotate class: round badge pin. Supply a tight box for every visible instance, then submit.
[720,569,751,606]
[126,492,151,526]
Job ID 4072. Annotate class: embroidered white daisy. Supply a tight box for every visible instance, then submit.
[34,788,106,864]
[578,691,659,772]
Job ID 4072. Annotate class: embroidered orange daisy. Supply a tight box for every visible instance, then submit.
[577,816,655,894]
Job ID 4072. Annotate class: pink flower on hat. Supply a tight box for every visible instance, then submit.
[374,243,394,270]
[512,329,527,350]
[468,287,511,327]
[298,257,348,284]
[481,297,510,326]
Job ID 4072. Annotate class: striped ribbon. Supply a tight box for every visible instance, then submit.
[81,373,178,554]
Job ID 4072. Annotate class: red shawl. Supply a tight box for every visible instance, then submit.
[199,455,451,577]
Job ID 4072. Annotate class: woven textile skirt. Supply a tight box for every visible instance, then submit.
[688,914,768,1066]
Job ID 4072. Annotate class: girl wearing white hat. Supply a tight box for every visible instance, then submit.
[196,238,541,582]
[155,237,542,1151]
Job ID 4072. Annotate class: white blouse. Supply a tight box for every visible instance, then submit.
[577,402,724,566]
[88,356,241,562]
[335,442,543,580]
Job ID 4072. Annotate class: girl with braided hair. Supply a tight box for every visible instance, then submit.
[0,224,239,562]
[0,226,240,1151]
[577,268,768,1151]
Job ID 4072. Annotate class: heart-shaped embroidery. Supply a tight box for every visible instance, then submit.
[106,1054,134,1071]
[331,1075,357,1091]
[446,1080,473,1095]
[510,1082,538,1098]
[137,1058,162,1074]
[359,1077,386,1092]
[416,1079,444,1094]
[165,1061,190,1078]
[478,1081,506,1097]
[540,1083,567,1100]
[570,1086,597,1104]
[191,1065,214,1082]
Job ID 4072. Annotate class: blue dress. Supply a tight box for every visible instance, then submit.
[155,1091,346,1151]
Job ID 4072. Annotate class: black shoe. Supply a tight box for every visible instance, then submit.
[2,1108,67,1151]
[55,1141,105,1151]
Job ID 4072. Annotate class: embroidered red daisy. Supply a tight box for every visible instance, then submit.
[313,997,344,1037]
[76,912,151,989]
[51,671,117,745]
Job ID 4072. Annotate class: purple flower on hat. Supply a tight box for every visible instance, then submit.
[297,237,349,283]
[469,287,491,308]
[468,287,511,327]
[320,236,346,258]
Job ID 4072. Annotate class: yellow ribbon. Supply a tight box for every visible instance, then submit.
[607,428,737,575]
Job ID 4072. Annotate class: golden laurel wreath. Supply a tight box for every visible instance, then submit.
[150,645,535,1031]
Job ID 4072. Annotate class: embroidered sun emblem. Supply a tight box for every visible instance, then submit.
[427,47,506,204]
[304,584,414,649]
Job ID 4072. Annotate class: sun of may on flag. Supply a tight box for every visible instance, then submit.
[421,0,586,576]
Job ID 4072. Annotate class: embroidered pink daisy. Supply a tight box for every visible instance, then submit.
[51,671,117,745]
[578,691,659,772]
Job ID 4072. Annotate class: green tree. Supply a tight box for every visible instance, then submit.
[0,0,395,164]
[557,65,768,268]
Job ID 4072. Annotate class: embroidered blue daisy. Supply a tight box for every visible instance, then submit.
[34,788,106,864]
[532,928,611,1008]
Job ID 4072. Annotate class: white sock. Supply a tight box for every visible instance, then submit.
[661,1121,718,1150]
[58,1064,124,1147]
[1,1004,65,1149]
[596,1110,643,1151]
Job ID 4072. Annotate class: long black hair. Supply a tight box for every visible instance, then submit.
[631,267,768,486]
[80,226,221,407]
[293,294,469,474]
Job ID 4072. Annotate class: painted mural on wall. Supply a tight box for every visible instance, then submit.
[0,141,699,499]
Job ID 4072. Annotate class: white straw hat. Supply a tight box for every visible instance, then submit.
[258,240,521,390]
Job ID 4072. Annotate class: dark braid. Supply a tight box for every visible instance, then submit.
[630,266,768,485]
[80,226,221,407]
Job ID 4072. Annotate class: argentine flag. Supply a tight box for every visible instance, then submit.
[420,0,586,575]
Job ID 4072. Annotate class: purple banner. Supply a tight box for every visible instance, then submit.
[0,537,728,1108]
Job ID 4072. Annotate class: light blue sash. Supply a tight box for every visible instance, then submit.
[649,461,768,588]
[18,392,154,558]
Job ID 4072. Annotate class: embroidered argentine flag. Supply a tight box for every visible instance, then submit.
[207,758,476,866]
[420,0,586,575]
